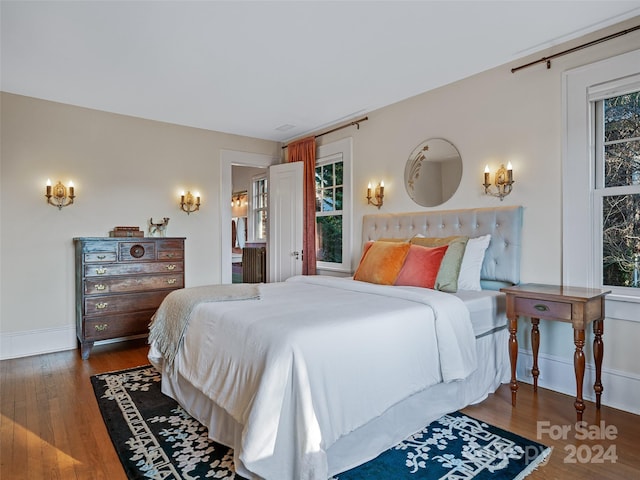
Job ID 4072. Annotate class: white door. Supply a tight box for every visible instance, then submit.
[268,162,303,282]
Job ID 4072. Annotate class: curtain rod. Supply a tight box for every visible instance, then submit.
[281,116,368,149]
[511,23,640,73]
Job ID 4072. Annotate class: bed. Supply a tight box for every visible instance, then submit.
[148,205,523,480]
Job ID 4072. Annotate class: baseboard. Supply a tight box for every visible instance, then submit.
[0,324,77,360]
[517,348,640,416]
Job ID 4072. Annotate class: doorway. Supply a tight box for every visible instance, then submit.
[220,150,278,284]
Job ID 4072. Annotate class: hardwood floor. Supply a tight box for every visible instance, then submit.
[1,339,639,479]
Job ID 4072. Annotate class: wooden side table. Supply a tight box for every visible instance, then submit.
[500,283,610,421]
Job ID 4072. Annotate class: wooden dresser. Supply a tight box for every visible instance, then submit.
[74,237,185,359]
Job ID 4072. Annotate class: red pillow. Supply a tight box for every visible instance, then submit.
[394,244,448,289]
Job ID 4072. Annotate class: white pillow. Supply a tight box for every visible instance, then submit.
[457,234,491,291]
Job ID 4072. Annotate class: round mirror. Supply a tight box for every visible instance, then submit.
[404,138,462,207]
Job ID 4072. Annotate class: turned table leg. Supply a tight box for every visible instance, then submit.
[531,317,540,392]
[573,328,586,421]
[593,319,604,409]
[509,314,519,406]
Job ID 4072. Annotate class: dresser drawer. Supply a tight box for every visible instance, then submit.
[85,274,183,294]
[83,311,155,341]
[85,261,184,277]
[514,297,572,320]
[85,252,117,263]
[118,241,157,261]
[85,290,171,316]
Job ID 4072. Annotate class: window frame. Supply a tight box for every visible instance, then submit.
[563,48,640,322]
[315,138,353,273]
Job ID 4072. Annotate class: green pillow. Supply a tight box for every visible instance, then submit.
[410,235,469,292]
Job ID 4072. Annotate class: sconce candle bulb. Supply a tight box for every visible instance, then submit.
[482,163,515,201]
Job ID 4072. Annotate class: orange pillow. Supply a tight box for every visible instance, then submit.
[354,241,410,285]
[395,244,449,289]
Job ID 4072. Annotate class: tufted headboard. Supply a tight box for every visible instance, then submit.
[362,206,523,288]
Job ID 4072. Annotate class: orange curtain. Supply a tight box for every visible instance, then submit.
[288,136,317,275]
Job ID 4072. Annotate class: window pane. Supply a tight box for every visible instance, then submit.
[322,188,334,212]
[324,164,334,187]
[605,140,640,187]
[335,161,343,185]
[602,194,640,288]
[335,187,343,210]
[316,215,343,263]
[604,92,640,142]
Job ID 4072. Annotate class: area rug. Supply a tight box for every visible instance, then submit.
[91,365,551,480]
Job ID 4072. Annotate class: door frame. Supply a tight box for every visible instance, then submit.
[220,150,278,284]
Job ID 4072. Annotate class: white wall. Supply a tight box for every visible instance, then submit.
[313,18,640,413]
[0,93,279,357]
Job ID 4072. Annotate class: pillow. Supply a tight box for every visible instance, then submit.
[354,241,411,285]
[394,244,449,289]
[410,235,469,292]
[457,234,491,291]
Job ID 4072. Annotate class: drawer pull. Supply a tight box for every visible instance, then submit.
[534,304,550,312]
[166,264,176,271]
[167,253,175,258]
[95,284,106,291]
[95,268,107,275]
[95,302,108,310]
[97,255,106,260]
[167,278,177,285]
[94,324,108,332]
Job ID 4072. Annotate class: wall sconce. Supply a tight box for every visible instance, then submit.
[180,190,201,214]
[45,179,75,210]
[367,181,384,209]
[483,162,514,201]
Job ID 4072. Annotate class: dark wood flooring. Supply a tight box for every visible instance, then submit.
[1,338,638,479]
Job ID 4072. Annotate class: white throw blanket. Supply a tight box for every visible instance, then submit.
[148,283,260,368]
[154,276,476,480]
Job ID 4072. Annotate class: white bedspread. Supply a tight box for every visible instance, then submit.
[155,276,477,480]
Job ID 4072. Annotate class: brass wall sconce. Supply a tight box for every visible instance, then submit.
[367,181,384,209]
[483,162,514,201]
[45,179,75,210]
[180,191,201,214]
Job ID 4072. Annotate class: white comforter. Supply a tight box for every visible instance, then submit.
[151,275,477,480]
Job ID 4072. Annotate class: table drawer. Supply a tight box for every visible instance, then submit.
[83,311,154,341]
[514,297,572,320]
[85,274,183,294]
[85,290,171,316]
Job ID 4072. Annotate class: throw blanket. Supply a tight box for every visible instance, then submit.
[148,284,260,368]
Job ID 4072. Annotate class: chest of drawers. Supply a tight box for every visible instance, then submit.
[74,237,185,359]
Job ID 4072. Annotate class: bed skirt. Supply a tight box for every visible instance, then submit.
[149,327,509,480]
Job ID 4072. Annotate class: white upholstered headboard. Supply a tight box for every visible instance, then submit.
[362,206,523,288]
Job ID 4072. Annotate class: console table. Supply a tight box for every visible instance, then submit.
[500,283,610,421]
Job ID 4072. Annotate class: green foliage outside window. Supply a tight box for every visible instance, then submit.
[602,92,640,288]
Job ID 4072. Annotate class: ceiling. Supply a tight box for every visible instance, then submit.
[2,1,640,142]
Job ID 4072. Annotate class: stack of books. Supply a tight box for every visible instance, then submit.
[109,226,144,238]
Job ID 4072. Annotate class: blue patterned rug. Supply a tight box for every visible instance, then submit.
[91,365,551,480]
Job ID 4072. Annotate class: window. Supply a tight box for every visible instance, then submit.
[252,175,268,241]
[563,48,640,322]
[595,92,640,291]
[314,138,352,272]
